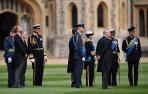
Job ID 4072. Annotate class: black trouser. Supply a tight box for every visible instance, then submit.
[108,58,118,86]
[70,72,75,86]
[33,50,44,86]
[128,61,139,86]
[86,63,94,87]
[73,59,83,88]
[20,58,27,86]
[7,62,15,87]
[101,62,112,88]
[102,70,109,88]
[108,72,117,86]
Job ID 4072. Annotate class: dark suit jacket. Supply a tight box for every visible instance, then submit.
[14,34,27,67]
[67,36,75,73]
[96,36,113,72]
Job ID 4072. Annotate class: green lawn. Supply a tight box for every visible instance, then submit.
[0,63,148,94]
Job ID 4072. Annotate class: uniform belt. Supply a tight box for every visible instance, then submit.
[113,51,118,54]
[33,48,43,50]
[8,49,15,52]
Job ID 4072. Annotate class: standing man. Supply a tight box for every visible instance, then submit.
[20,31,28,87]
[96,29,113,89]
[13,25,28,88]
[73,24,86,88]
[84,31,95,87]
[4,30,16,88]
[122,26,141,86]
[108,29,120,86]
[67,28,77,87]
[28,24,47,86]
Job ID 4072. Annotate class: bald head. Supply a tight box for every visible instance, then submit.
[103,28,111,38]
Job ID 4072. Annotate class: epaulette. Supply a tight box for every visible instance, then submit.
[28,34,36,45]
[86,39,92,42]
[28,34,33,38]
[114,38,118,42]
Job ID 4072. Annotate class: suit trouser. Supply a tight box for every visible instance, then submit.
[7,62,15,87]
[128,61,139,86]
[15,62,23,87]
[102,62,111,88]
[73,59,83,87]
[20,58,27,86]
[102,70,109,88]
[108,72,117,86]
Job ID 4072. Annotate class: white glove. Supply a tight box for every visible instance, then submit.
[8,57,12,63]
[82,57,85,62]
[30,58,35,63]
[44,55,47,62]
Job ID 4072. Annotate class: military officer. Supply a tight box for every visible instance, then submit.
[84,31,95,87]
[96,29,113,89]
[4,30,16,88]
[122,26,141,86]
[28,24,47,86]
[73,24,86,88]
[108,29,120,86]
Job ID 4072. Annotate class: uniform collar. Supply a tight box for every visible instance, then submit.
[76,31,82,36]
[87,39,92,42]
[32,32,38,36]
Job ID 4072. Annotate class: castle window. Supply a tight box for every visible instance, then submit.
[139,9,145,36]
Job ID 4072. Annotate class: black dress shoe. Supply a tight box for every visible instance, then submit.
[76,86,83,88]
[8,86,14,88]
[102,86,108,89]
[129,83,133,86]
[112,84,117,86]
[71,84,76,87]
[134,84,137,86]
[13,85,21,88]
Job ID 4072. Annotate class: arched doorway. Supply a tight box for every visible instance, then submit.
[0,12,18,50]
[0,0,41,50]
[97,2,108,28]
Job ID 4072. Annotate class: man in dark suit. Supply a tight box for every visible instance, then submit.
[4,30,16,88]
[96,29,113,89]
[28,24,47,86]
[67,28,77,87]
[13,25,28,88]
[20,31,28,87]
[73,24,86,88]
[122,26,141,86]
